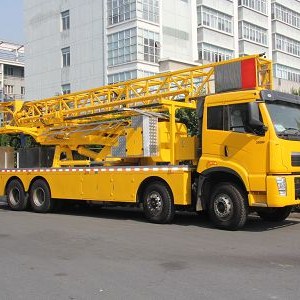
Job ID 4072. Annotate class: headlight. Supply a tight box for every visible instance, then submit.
[276,177,287,196]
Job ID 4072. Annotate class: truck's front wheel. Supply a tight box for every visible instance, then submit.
[143,182,175,224]
[257,207,292,222]
[209,183,248,230]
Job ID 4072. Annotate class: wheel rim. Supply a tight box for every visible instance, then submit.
[146,191,163,216]
[33,188,45,207]
[213,193,233,220]
[9,188,21,206]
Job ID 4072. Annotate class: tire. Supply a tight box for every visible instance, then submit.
[143,182,175,224]
[257,207,292,222]
[29,179,53,213]
[6,179,28,211]
[208,183,248,230]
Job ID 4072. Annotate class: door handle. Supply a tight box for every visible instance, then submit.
[224,145,228,157]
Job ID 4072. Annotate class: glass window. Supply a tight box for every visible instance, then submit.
[198,43,233,62]
[239,0,267,14]
[61,10,70,31]
[4,85,14,95]
[61,47,70,67]
[138,29,160,63]
[207,106,224,130]
[4,66,14,76]
[274,34,300,57]
[107,28,137,66]
[272,3,300,29]
[61,84,71,94]
[274,64,300,83]
[21,86,25,95]
[239,21,267,46]
[197,6,233,34]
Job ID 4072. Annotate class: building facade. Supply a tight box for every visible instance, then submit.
[0,41,25,101]
[24,0,300,100]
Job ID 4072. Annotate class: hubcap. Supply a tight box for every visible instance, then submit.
[9,188,21,206]
[146,191,163,216]
[214,193,233,220]
[33,188,45,207]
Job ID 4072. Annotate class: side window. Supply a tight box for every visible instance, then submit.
[228,103,251,133]
[207,106,224,130]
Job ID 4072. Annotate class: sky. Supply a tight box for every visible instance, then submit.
[0,0,24,44]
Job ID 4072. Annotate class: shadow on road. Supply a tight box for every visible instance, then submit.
[1,202,299,232]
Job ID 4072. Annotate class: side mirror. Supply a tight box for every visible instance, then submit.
[248,102,268,135]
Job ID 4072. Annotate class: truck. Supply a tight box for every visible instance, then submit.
[0,54,299,230]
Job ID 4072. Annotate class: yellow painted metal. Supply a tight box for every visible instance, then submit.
[0,55,272,167]
[0,167,192,205]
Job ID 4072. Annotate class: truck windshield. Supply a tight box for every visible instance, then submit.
[266,101,300,141]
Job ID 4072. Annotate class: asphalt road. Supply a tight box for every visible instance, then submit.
[0,201,300,300]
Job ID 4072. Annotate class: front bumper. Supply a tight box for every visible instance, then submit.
[266,175,300,207]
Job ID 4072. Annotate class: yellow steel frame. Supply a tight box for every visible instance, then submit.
[0,54,272,166]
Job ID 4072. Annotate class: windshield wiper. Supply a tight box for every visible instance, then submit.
[278,128,300,136]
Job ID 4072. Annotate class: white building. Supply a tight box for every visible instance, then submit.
[0,41,25,101]
[24,0,300,100]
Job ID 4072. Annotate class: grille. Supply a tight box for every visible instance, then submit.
[295,178,300,200]
[291,152,300,166]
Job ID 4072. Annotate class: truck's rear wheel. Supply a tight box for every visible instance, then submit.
[143,182,175,224]
[257,207,292,222]
[6,179,28,211]
[208,183,248,230]
[29,179,53,213]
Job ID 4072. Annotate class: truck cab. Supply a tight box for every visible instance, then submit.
[197,89,300,229]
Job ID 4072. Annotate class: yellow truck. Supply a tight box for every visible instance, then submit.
[0,54,299,230]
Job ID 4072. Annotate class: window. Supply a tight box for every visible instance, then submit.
[4,85,14,95]
[273,34,300,57]
[108,70,137,84]
[107,28,137,66]
[272,3,300,29]
[207,106,224,130]
[138,29,160,63]
[137,0,160,23]
[107,28,160,66]
[21,87,25,95]
[198,43,233,62]
[197,6,233,34]
[4,66,14,76]
[62,47,70,67]
[61,10,70,31]
[108,0,138,25]
[238,0,267,14]
[239,21,267,46]
[61,84,71,94]
[274,64,300,83]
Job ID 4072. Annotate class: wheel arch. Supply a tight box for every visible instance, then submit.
[198,167,248,210]
[136,176,174,204]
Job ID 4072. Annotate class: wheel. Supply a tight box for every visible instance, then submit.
[6,179,28,211]
[208,183,248,230]
[143,182,175,224]
[257,207,292,222]
[29,179,53,213]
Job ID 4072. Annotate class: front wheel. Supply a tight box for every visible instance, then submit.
[257,207,292,222]
[143,182,175,224]
[208,183,248,230]
[29,179,53,213]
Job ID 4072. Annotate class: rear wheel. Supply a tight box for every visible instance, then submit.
[6,179,28,211]
[257,207,292,222]
[143,182,175,224]
[208,183,248,230]
[29,179,53,213]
